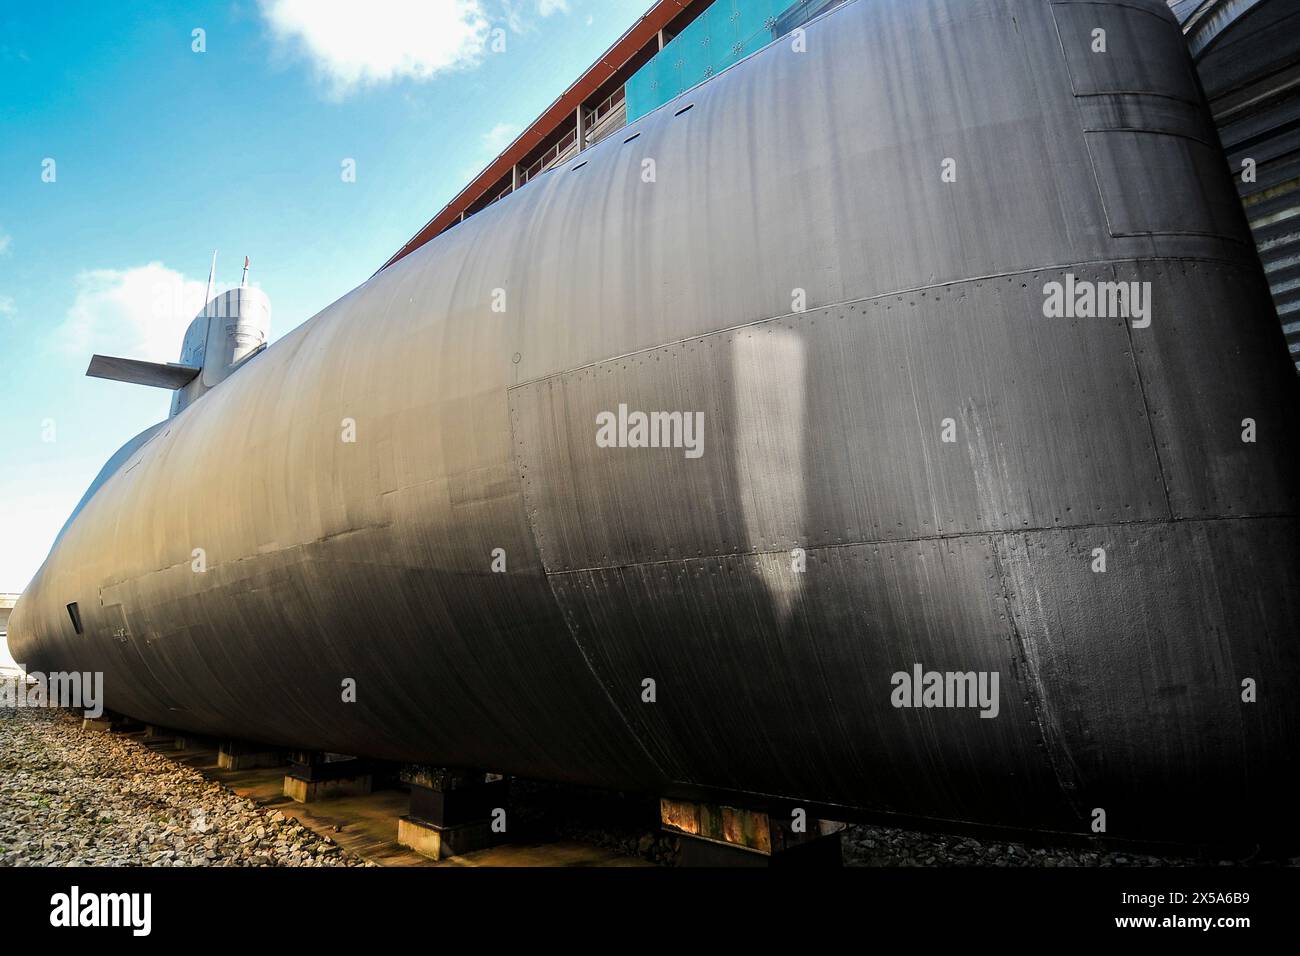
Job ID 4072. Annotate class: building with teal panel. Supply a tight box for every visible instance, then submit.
[626,0,845,122]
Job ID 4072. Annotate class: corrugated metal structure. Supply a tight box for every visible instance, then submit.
[10,0,1300,848]
[1172,0,1300,369]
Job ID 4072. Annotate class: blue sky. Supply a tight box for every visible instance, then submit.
[0,0,649,599]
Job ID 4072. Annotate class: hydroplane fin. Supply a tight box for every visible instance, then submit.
[86,355,202,390]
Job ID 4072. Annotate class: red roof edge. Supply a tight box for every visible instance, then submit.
[376,0,690,275]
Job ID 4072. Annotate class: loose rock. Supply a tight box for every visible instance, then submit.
[0,692,371,867]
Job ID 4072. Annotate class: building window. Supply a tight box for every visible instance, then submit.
[67,602,84,635]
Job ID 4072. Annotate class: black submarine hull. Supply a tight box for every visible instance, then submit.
[10,0,1300,846]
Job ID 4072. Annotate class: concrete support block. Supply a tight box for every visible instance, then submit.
[80,712,139,733]
[397,816,497,861]
[660,797,845,867]
[283,773,373,803]
[143,725,176,745]
[217,740,285,770]
[282,752,378,802]
[396,766,508,860]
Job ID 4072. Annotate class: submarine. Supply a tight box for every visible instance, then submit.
[9,0,1300,849]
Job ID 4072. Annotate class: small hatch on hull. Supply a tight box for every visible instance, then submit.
[66,602,83,635]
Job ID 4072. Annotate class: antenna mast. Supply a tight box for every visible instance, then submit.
[205,250,217,311]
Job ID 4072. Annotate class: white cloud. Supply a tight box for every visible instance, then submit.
[482,121,520,154]
[499,0,568,34]
[0,228,11,255]
[259,0,492,97]
[53,263,210,364]
[0,296,14,317]
[458,121,522,181]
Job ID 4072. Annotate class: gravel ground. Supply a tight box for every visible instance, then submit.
[0,693,369,867]
[842,822,1297,867]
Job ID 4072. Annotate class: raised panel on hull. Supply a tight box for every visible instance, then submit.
[1051,0,1201,102]
[509,266,1166,574]
[1086,129,1250,237]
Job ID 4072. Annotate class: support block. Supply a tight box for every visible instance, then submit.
[408,776,507,827]
[395,766,508,860]
[285,751,380,782]
[661,797,845,867]
[397,816,498,861]
[81,715,119,733]
[218,740,285,770]
[80,712,139,733]
[283,773,373,803]
[143,725,176,745]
